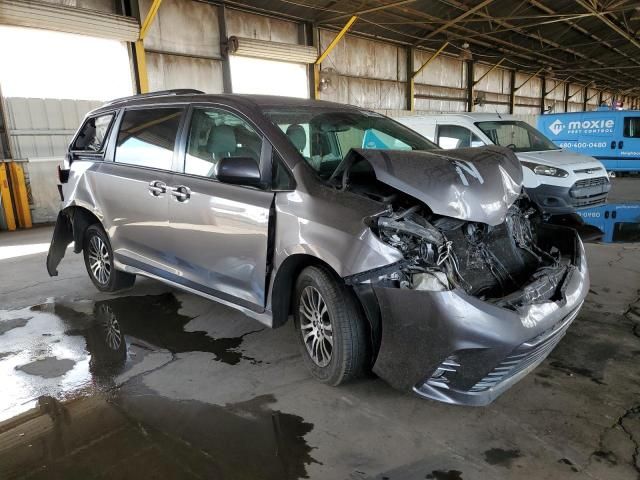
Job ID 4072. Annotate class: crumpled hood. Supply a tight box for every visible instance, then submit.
[350,146,523,226]
[517,149,603,168]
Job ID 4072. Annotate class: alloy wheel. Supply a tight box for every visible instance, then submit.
[299,286,333,367]
[88,235,111,285]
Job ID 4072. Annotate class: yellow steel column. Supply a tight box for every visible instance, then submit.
[315,16,357,65]
[135,40,149,94]
[410,41,449,111]
[8,162,31,229]
[0,163,16,231]
[314,16,358,99]
[135,0,163,94]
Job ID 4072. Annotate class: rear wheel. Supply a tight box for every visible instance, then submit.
[83,225,135,292]
[293,266,368,386]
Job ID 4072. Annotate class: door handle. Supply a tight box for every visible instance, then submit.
[610,141,616,150]
[170,185,191,202]
[148,180,167,196]
[618,140,624,149]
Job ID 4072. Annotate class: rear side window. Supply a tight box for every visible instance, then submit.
[72,113,114,152]
[184,108,263,179]
[115,108,183,170]
[437,125,483,149]
[623,117,640,138]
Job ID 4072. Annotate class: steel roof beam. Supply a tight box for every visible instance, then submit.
[437,0,638,87]
[318,0,418,24]
[528,0,640,68]
[416,0,495,45]
[574,0,640,51]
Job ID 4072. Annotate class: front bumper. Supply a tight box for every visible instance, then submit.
[526,177,610,214]
[370,231,589,406]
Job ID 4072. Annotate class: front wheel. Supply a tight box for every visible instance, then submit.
[83,224,135,292]
[293,266,368,386]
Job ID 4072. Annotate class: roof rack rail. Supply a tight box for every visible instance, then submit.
[104,89,204,106]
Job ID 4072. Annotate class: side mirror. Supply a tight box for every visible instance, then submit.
[217,157,262,187]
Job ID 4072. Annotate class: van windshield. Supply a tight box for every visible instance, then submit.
[264,107,438,179]
[475,120,559,153]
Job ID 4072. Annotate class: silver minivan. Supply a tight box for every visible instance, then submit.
[47,91,589,406]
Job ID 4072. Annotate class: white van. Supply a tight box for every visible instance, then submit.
[398,113,610,214]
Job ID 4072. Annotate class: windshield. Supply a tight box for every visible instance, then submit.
[475,120,559,152]
[265,107,438,179]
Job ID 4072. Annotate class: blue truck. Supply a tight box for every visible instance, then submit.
[538,108,640,172]
[576,203,640,243]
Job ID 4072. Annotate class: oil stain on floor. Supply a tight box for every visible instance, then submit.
[483,448,522,467]
[425,469,464,480]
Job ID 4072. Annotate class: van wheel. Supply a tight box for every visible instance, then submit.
[83,225,135,292]
[293,266,368,386]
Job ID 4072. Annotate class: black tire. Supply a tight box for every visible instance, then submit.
[293,265,368,386]
[83,224,135,292]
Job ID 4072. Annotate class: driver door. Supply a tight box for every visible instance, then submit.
[167,106,275,312]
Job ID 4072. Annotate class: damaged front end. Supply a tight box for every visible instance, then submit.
[339,147,588,406]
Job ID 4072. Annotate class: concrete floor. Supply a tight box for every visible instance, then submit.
[0,226,639,480]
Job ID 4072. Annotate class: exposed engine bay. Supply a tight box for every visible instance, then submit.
[373,197,574,308]
[337,149,578,311]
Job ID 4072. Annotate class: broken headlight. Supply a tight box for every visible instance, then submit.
[375,213,456,292]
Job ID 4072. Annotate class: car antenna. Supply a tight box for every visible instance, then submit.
[495,108,502,120]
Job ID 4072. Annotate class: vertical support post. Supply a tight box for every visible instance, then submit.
[509,70,516,114]
[8,162,31,228]
[0,163,16,231]
[598,90,604,107]
[307,23,318,99]
[407,47,415,111]
[564,82,570,112]
[583,85,589,111]
[134,40,149,94]
[218,4,232,93]
[409,42,448,110]
[540,75,547,114]
[134,0,163,94]
[466,60,474,112]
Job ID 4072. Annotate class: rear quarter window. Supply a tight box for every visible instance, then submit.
[114,108,183,170]
[72,113,115,152]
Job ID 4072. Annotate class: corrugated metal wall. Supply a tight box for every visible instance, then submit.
[226,9,299,43]
[139,0,224,93]
[317,29,407,110]
[3,97,101,222]
[5,97,99,159]
[1,0,630,225]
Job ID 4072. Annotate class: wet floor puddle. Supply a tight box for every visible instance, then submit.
[0,293,261,421]
[0,295,317,479]
[0,391,317,480]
